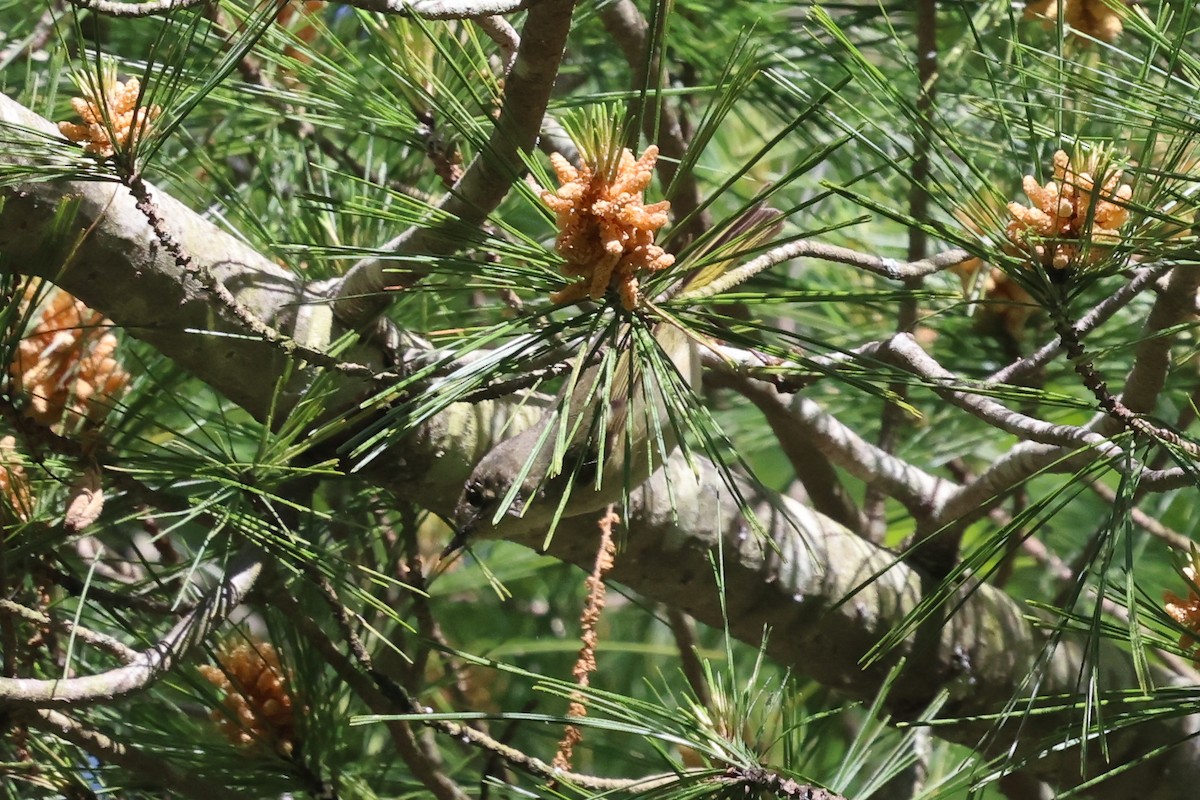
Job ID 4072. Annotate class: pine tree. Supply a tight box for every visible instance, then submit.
[1,1,1200,798]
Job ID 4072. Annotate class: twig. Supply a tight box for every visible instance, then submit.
[396,506,473,713]
[1086,479,1192,552]
[342,0,544,16]
[1016,529,1072,583]
[700,339,887,394]
[986,263,1171,385]
[332,0,576,326]
[1051,309,1200,459]
[0,548,261,708]
[459,358,576,402]
[0,404,224,615]
[1137,467,1196,491]
[473,15,519,73]
[75,536,143,585]
[722,765,847,800]
[29,708,252,800]
[295,561,680,793]
[1044,513,1198,681]
[933,264,1200,532]
[0,600,138,665]
[47,565,195,615]
[681,240,971,299]
[1105,264,1200,418]
[883,335,1129,454]
[708,370,950,518]
[538,113,580,164]
[664,606,710,709]
[906,0,937,267]
[480,701,535,798]
[1151,384,1200,470]
[719,374,864,531]
[866,0,938,542]
[398,518,434,692]
[122,173,386,381]
[64,0,206,16]
[143,509,182,565]
[272,581,469,800]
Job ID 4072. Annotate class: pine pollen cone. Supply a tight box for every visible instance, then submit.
[542,145,674,310]
[9,288,130,429]
[1024,0,1126,43]
[198,640,300,756]
[1005,149,1131,271]
[0,435,32,522]
[58,75,161,158]
[1165,557,1200,664]
[950,257,1037,338]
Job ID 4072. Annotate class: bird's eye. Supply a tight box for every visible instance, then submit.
[465,480,487,507]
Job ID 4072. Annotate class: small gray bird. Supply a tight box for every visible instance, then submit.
[444,319,699,555]
[445,204,782,555]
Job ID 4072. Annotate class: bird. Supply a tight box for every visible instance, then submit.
[444,203,782,556]
[444,317,699,556]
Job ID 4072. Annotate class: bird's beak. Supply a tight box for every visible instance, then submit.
[440,518,475,559]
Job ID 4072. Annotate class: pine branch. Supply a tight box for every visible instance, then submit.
[0,599,138,665]
[0,548,261,708]
[285,565,686,794]
[330,0,576,326]
[709,369,949,519]
[986,264,1171,385]
[29,709,252,800]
